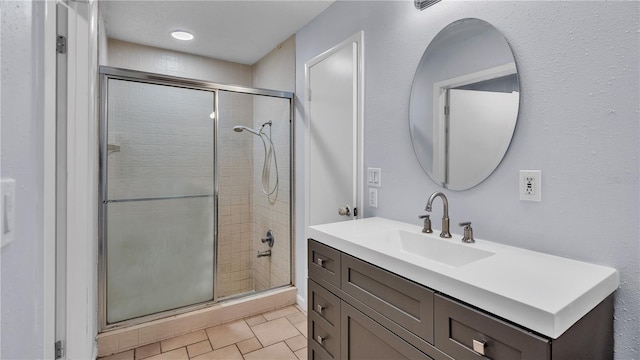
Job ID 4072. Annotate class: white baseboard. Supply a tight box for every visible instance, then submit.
[296,294,307,312]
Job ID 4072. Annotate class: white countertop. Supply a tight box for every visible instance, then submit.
[307,217,619,339]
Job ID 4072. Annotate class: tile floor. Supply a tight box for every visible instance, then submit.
[99,305,308,360]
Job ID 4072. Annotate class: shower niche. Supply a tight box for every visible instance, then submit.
[99,66,293,330]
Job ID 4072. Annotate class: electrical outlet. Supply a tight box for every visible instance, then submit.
[525,176,535,195]
[368,188,378,208]
[520,170,541,201]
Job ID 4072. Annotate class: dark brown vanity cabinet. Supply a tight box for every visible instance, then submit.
[433,294,549,359]
[308,239,614,360]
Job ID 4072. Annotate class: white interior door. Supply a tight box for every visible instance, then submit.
[447,89,519,189]
[306,33,362,226]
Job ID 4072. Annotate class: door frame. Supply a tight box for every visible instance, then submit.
[54,1,100,357]
[303,31,364,232]
[44,0,57,358]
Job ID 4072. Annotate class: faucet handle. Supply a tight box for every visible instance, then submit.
[458,222,475,243]
[419,214,433,233]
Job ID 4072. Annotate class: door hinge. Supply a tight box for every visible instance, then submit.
[353,207,358,217]
[55,340,64,359]
[56,35,67,54]
[444,105,449,115]
[307,89,312,101]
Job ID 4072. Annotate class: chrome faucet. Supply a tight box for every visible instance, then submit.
[459,222,475,243]
[418,214,433,233]
[425,192,452,238]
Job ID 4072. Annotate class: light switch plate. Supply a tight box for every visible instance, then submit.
[1,178,16,248]
[367,168,381,188]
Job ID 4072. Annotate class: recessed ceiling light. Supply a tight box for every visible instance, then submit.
[171,30,194,41]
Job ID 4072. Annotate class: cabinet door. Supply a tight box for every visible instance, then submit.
[341,302,434,360]
[434,294,550,360]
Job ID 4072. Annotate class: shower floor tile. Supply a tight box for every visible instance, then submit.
[99,305,308,360]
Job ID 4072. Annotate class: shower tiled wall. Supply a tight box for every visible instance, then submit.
[252,36,295,291]
[217,91,255,298]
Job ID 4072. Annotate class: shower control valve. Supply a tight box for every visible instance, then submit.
[261,229,275,247]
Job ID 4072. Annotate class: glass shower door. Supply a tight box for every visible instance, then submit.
[103,79,215,324]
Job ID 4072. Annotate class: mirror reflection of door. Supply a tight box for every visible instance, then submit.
[446,88,519,189]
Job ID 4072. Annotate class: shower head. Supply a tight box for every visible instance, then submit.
[233,125,260,136]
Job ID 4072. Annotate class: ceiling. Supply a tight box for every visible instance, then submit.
[100,0,335,65]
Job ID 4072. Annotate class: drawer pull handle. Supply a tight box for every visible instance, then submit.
[316,304,325,313]
[472,339,486,355]
[316,258,325,267]
[317,335,326,345]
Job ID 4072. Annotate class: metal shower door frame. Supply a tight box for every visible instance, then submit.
[98,66,294,332]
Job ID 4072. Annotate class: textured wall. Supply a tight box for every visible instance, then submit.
[295,1,639,358]
[0,1,45,358]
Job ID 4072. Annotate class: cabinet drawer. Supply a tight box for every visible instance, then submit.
[341,254,434,344]
[434,294,550,360]
[341,301,434,360]
[309,343,334,360]
[309,239,341,289]
[309,279,341,328]
[310,311,340,360]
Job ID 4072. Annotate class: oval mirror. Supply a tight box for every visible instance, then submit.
[409,18,520,190]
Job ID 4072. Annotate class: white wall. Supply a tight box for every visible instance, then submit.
[0,1,46,357]
[295,1,639,358]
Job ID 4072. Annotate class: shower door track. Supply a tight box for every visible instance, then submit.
[98,66,294,332]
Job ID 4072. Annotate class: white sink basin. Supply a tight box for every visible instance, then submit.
[358,229,494,268]
[397,230,494,267]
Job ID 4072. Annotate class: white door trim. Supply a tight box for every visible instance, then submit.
[303,31,364,233]
[56,1,99,358]
[43,0,57,358]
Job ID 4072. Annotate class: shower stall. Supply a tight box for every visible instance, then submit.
[98,66,293,330]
